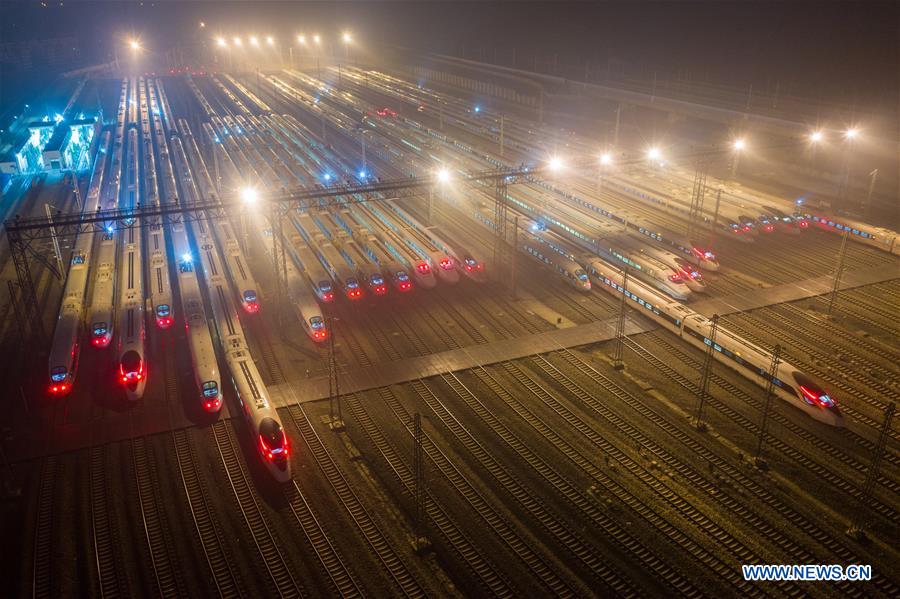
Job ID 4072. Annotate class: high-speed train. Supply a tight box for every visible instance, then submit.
[586,257,843,426]
[142,101,174,329]
[216,219,261,314]
[315,210,389,296]
[176,131,292,480]
[163,128,223,411]
[289,235,336,302]
[295,212,364,299]
[48,131,111,395]
[802,210,900,256]
[89,83,129,348]
[117,129,147,400]
[341,208,414,292]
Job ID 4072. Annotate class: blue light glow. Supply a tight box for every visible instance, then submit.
[358,170,367,178]
[106,225,114,234]
[324,173,331,181]
[474,105,481,113]
[181,253,192,263]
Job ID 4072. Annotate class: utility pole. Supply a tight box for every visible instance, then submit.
[427,186,433,224]
[328,317,345,430]
[413,412,428,551]
[44,204,63,278]
[827,231,849,317]
[510,215,518,299]
[499,114,504,158]
[708,188,722,246]
[612,268,630,370]
[695,314,719,431]
[754,344,781,469]
[862,168,878,220]
[687,159,708,240]
[612,102,622,147]
[847,402,895,540]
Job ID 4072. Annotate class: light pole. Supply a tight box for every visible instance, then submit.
[730,138,745,177]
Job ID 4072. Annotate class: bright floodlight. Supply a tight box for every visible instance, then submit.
[844,128,859,140]
[436,168,451,183]
[297,34,306,44]
[342,32,352,43]
[233,36,242,46]
[313,34,321,44]
[129,40,141,51]
[199,21,206,28]
[599,153,612,165]
[548,157,563,171]
[733,138,746,151]
[266,36,275,46]
[249,35,259,47]
[647,147,661,161]
[809,130,824,143]
[216,37,226,47]
[181,253,192,263]
[241,187,259,205]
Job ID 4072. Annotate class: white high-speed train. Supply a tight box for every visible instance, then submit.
[175,135,291,480]
[48,132,112,395]
[117,129,147,400]
[586,258,843,426]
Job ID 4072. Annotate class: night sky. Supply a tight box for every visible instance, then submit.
[2,1,898,106]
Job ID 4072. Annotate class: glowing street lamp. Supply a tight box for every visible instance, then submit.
[249,35,259,47]
[548,156,564,171]
[342,32,352,44]
[297,34,306,45]
[313,34,321,45]
[233,36,242,46]
[216,37,227,48]
[199,21,206,29]
[809,130,824,143]
[266,35,275,46]
[436,168,451,183]
[599,153,612,166]
[843,128,859,140]
[732,138,746,151]
[241,186,260,206]
[647,147,662,161]
[129,39,141,52]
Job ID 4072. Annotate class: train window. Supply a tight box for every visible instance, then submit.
[310,316,325,329]
[72,252,85,265]
[259,417,287,452]
[202,381,219,397]
[92,322,107,336]
[156,304,170,317]
[50,367,67,381]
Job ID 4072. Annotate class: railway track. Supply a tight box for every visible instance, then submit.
[131,437,181,596]
[285,403,424,597]
[622,334,900,522]
[409,376,641,596]
[211,421,304,598]
[523,354,892,597]
[441,369,753,597]
[343,391,516,596]
[389,383,583,597]
[31,455,57,599]
[171,429,243,597]
[89,445,125,597]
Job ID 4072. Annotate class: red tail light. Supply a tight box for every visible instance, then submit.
[313,329,328,341]
[347,288,362,299]
[668,273,683,283]
[92,335,110,348]
[439,257,453,269]
[743,226,751,232]
[244,301,260,314]
[156,317,173,329]
[259,432,289,462]
[799,220,809,228]
[322,291,334,302]
[203,397,221,412]
[374,284,387,295]
[399,281,412,291]
[416,262,431,274]
[764,224,774,232]
[48,383,70,395]
[464,264,473,272]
